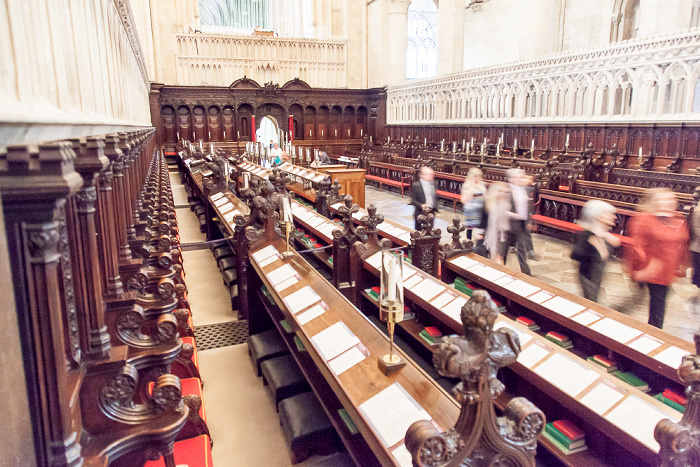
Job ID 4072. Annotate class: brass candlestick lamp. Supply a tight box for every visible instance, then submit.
[378,250,406,375]
[281,196,295,258]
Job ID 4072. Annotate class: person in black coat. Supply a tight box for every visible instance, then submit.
[571,200,620,302]
[505,169,532,275]
[409,166,439,230]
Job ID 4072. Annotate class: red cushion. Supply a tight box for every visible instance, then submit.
[144,435,212,467]
[558,185,570,192]
[182,337,199,369]
[436,190,461,200]
[164,152,177,156]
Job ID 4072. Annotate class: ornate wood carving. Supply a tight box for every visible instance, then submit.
[331,195,367,302]
[405,290,545,467]
[409,206,442,277]
[655,332,700,466]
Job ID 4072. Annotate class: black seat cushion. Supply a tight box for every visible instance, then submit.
[222,268,237,287]
[261,354,310,408]
[219,256,237,272]
[278,392,338,463]
[212,245,234,260]
[312,452,355,467]
[248,329,289,376]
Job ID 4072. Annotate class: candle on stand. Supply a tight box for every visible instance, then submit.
[208,130,211,139]
[466,142,470,153]
[199,140,203,150]
[370,136,373,143]
[424,138,427,146]
[223,130,226,140]
[237,131,240,140]
[496,142,500,155]
[452,142,457,153]
[462,139,466,150]
[401,137,404,144]
[388,136,391,143]
[501,133,504,142]
[177,131,180,139]
[360,129,363,137]
[514,139,517,153]
[440,140,444,151]
[321,130,324,137]
[566,133,570,146]
[638,147,643,166]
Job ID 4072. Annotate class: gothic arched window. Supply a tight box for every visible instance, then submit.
[407,0,438,80]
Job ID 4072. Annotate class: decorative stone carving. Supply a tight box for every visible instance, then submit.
[405,290,545,467]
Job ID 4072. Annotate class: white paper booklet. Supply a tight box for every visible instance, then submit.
[328,346,366,375]
[311,321,361,361]
[540,296,585,318]
[605,395,681,451]
[296,304,326,325]
[627,334,664,354]
[450,255,478,270]
[589,317,643,344]
[579,380,626,415]
[653,346,690,369]
[266,264,297,286]
[533,353,600,398]
[442,296,468,322]
[251,245,279,263]
[358,383,431,448]
[283,286,322,314]
[517,341,551,368]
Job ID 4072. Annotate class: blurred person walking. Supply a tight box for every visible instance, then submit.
[571,200,620,302]
[626,188,689,329]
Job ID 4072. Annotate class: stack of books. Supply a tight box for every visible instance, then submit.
[545,331,573,349]
[366,287,380,301]
[611,371,650,392]
[453,277,474,296]
[516,316,540,331]
[419,326,443,346]
[543,420,587,455]
[654,389,687,413]
[586,355,618,373]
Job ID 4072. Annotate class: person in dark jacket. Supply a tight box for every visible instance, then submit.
[409,166,439,230]
[571,200,620,302]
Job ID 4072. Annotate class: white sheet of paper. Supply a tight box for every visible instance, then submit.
[210,192,225,201]
[493,275,515,287]
[306,216,324,228]
[391,444,414,467]
[579,380,626,415]
[313,175,326,183]
[273,276,299,293]
[403,274,424,290]
[450,255,478,270]
[311,321,361,361]
[589,317,643,344]
[402,267,417,281]
[258,254,280,269]
[251,245,279,263]
[571,309,602,326]
[467,264,506,282]
[213,197,229,207]
[541,296,586,318]
[328,346,366,375]
[409,278,445,302]
[517,341,551,368]
[503,279,540,297]
[628,334,664,355]
[376,222,390,232]
[352,211,366,221]
[283,286,322,314]
[494,321,532,346]
[266,264,298,286]
[605,395,681,451]
[653,346,691,369]
[297,304,326,325]
[365,252,382,269]
[533,353,601,398]
[430,292,456,309]
[528,290,554,304]
[330,202,343,210]
[443,296,468,321]
[397,232,411,243]
[358,383,431,448]
[218,203,235,214]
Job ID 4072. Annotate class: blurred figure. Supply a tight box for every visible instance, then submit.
[270,143,283,165]
[506,168,532,275]
[484,182,511,264]
[691,197,700,294]
[318,151,331,165]
[626,188,689,328]
[571,200,620,302]
[522,174,537,259]
[460,168,487,240]
[409,167,438,230]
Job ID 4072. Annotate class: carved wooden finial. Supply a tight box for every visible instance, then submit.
[405,290,544,467]
[655,331,700,466]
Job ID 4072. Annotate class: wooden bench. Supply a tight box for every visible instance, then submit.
[530,213,633,247]
[366,162,414,197]
[436,189,462,212]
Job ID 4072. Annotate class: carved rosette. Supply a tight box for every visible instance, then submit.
[75,186,98,214]
[55,209,82,364]
[406,290,544,467]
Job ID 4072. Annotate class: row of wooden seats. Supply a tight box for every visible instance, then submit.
[1,131,213,466]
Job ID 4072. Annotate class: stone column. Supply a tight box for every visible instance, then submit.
[386,0,412,85]
[438,0,465,76]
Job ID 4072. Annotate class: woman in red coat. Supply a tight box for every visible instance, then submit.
[626,188,689,328]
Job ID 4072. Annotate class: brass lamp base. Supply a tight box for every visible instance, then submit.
[378,353,405,375]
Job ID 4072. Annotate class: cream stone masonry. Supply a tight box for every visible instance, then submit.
[174,33,348,88]
[0,0,152,144]
[387,29,700,124]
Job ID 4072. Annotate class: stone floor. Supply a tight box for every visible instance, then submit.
[364,185,700,343]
